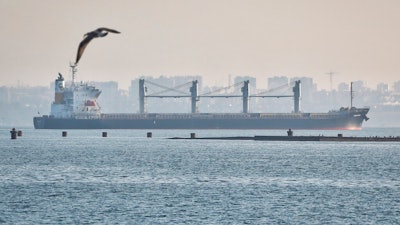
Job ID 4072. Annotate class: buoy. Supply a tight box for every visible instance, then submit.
[62,131,67,137]
[190,133,196,139]
[102,132,107,137]
[147,132,152,138]
[10,128,17,139]
[17,130,22,137]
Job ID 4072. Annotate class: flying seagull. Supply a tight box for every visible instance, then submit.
[75,27,120,65]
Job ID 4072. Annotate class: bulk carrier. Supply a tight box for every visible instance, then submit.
[33,65,370,130]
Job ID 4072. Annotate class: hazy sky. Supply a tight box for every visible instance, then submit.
[1,0,399,90]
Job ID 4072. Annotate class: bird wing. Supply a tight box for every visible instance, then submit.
[75,35,94,64]
[98,27,121,34]
[75,28,120,64]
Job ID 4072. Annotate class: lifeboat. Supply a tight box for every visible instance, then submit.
[85,100,96,106]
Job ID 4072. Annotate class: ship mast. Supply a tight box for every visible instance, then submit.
[70,63,77,87]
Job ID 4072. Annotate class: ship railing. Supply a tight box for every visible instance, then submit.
[74,113,101,119]
[152,113,254,119]
[97,112,348,120]
[259,113,303,119]
[190,113,252,119]
[257,113,343,119]
[215,114,252,119]
[99,113,263,120]
[192,114,244,119]
[309,113,342,119]
[155,114,192,119]
[101,113,148,119]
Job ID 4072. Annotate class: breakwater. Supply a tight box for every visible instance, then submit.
[169,134,400,142]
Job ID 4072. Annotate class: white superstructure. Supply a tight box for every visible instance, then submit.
[50,67,102,119]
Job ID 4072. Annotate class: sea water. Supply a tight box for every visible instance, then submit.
[0,128,399,224]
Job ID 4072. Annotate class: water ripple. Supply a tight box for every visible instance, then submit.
[0,128,399,224]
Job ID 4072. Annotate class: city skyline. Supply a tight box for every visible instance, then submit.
[1,0,400,90]
[3,73,399,94]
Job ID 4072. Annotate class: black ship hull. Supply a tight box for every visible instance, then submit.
[33,109,369,130]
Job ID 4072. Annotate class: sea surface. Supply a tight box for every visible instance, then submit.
[1,128,399,224]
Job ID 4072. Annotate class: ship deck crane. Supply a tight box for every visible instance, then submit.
[139,79,301,114]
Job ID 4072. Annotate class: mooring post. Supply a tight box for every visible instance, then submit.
[10,128,17,139]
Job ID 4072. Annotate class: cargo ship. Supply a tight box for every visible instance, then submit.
[33,66,370,130]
